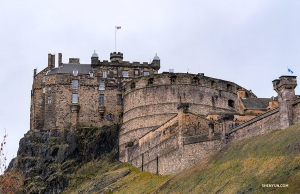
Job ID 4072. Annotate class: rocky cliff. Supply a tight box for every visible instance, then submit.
[4,125,119,193]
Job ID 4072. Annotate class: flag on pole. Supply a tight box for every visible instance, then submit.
[288,68,294,74]
[116,26,121,29]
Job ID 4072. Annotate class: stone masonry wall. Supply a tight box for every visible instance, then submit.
[227,108,280,142]
[120,73,239,162]
[125,110,222,175]
[293,100,300,124]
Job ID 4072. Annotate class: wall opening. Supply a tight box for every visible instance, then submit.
[211,80,216,88]
[228,99,234,108]
[227,84,232,91]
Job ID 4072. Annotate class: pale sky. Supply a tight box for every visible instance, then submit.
[1,0,300,167]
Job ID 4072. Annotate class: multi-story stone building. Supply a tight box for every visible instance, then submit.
[32,51,294,175]
[30,51,160,132]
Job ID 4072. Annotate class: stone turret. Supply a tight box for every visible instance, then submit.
[151,53,160,70]
[273,76,297,129]
[110,52,123,63]
[91,50,99,65]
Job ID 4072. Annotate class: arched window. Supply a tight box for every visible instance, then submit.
[73,69,78,76]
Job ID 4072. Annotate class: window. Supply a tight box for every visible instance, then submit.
[227,84,232,91]
[99,82,105,90]
[72,80,78,89]
[42,87,46,93]
[148,78,154,85]
[130,82,136,89]
[42,76,45,82]
[228,99,234,108]
[117,94,123,105]
[134,69,139,76]
[89,70,94,78]
[99,94,104,105]
[48,87,51,91]
[73,69,78,76]
[211,81,216,88]
[144,71,149,76]
[38,98,43,105]
[123,70,128,77]
[47,96,52,104]
[72,94,78,103]
[103,71,107,78]
[107,113,114,121]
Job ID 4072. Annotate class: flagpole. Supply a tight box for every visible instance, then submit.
[115,26,116,52]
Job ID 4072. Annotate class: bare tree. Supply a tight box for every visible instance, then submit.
[0,129,8,174]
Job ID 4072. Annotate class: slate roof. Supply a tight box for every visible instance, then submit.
[47,63,93,75]
[241,98,272,110]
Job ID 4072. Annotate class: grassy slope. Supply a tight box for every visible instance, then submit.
[65,123,300,193]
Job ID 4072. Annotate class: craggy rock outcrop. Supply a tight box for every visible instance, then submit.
[6,125,119,193]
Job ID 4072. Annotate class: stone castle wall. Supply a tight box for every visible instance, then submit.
[126,109,222,175]
[226,108,280,142]
[120,73,242,162]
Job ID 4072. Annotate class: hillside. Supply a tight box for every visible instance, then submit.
[2,123,300,193]
[64,123,300,193]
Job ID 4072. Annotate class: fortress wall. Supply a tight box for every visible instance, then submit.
[184,112,221,136]
[181,140,221,171]
[121,74,238,150]
[227,108,280,142]
[293,100,300,124]
[126,111,222,175]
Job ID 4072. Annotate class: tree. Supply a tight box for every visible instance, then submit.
[0,129,8,174]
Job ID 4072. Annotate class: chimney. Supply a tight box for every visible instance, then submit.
[58,53,62,67]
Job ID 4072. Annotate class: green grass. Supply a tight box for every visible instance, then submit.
[63,123,300,193]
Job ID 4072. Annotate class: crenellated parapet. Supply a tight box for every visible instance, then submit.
[123,72,252,96]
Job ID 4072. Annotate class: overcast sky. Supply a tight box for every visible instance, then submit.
[1,0,300,167]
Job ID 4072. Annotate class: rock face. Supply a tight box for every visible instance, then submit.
[6,125,119,193]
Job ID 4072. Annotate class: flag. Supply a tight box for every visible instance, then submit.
[116,26,121,29]
[288,68,294,74]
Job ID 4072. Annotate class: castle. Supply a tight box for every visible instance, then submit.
[30,51,299,175]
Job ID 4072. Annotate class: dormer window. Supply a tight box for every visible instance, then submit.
[144,71,149,76]
[99,82,105,90]
[73,69,78,76]
[89,71,94,78]
[103,71,107,78]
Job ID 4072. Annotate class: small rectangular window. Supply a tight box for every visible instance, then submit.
[123,71,128,77]
[47,96,52,104]
[72,80,78,89]
[99,94,104,105]
[117,94,123,105]
[103,71,107,78]
[72,94,78,103]
[42,76,45,82]
[134,69,139,76]
[42,88,46,93]
[48,86,51,91]
[144,71,149,76]
[99,82,105,90]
